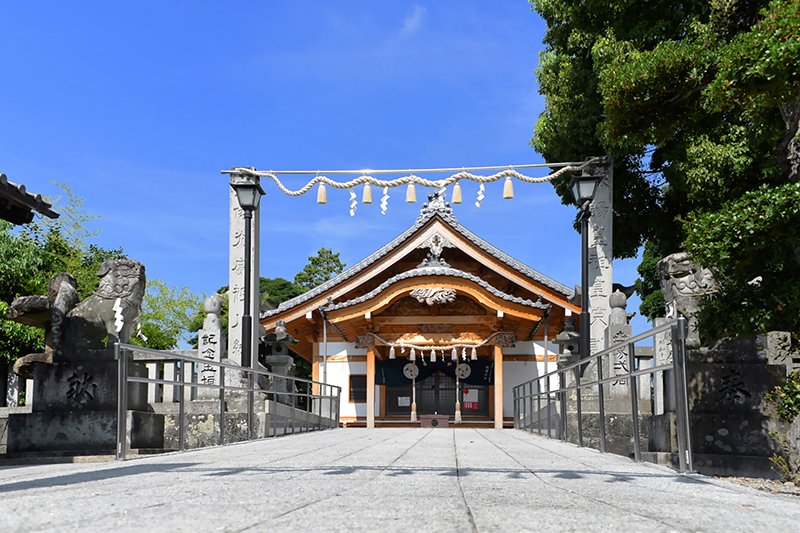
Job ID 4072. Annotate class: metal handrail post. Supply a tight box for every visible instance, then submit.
[527,383,532,432]
[304,381,309,433]
[546,372,552,438]
[596,352,607,453]
[575,368,583,447]
[559,370,567,442]
[219,365,226,445]
[627,342,641,461]
[672,317,693,472]
[335,388,341,428]
[115,343,127,460]
[513,387,519,429]
[178,360,186,452]
[270,376,277,437]
[328,385,334,426]
[537,379,542,435]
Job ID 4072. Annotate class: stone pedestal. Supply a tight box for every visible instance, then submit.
[264,355,295,406]
[6,360,163,454]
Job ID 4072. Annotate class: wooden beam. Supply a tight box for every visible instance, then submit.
[494,344,504,429]
[367,346,376,429]
[373,315,492,326]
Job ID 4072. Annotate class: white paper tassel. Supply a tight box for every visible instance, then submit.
[470,346,477,360]
[317,182,327,204]
[475,182,485,208]
[349,189,358,216]
[430,350,436,363]
[389,346,396,359]
[451,347,457,361]
[362,183,373,204]
[380,187,389,215]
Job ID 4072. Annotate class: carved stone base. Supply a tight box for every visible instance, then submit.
[5,360,161,454]
[6,410,163,453]
[31,360,149,412]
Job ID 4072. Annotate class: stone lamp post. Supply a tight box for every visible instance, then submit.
[569,168,603,449]
[230,177,264,438]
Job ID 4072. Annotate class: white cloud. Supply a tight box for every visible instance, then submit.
[399,3,426,38]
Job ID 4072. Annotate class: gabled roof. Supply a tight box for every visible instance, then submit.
[0,173,59,225]
[327,266,553,312]
[262,194,573,320]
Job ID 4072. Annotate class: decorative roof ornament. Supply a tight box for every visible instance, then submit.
[418,233,452,269]
[410,287,457,306]
[416,192,455,223]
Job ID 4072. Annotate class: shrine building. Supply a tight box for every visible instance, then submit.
[260,194,578,428]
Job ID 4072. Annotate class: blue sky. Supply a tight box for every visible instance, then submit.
[0,2,645,329]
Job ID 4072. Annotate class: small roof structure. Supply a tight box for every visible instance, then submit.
[261,193,579,359]
[0,173,59,225]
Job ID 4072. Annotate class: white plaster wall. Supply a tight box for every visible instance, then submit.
[317,342,379,420]
[502,360,560,416]
[502,341,559,356]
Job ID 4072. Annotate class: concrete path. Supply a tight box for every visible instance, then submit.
[1,428,799,532]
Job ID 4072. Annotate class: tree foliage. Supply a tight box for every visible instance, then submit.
[531,0,800,337]
[133,279,202,350]
[0,183,201,361]
[293,248,346,290]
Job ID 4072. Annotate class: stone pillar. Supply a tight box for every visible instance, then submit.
[588,161,613,360]
[227,172,261,367]
[653,317,674,415]
[264,354,294,405]
[494,345,504,429]
[605,290,632,399]
[366,347,375,428]
[197,295,226,400]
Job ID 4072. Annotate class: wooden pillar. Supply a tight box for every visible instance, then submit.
[494,344,504,429]
[367,346,376,428]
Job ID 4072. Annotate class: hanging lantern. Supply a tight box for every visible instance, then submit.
[452,181,462,204]
[316,182,327,204]
[389,346,396,359]
[362,183,373,204]
[405,183,417,203]
[503,176,514,199]
[470,346,477,360]
[451,347,457,361]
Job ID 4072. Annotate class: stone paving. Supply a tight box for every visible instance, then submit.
[1,428,799,532]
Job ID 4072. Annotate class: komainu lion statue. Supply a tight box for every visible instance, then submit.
[63,258,146,356]
[6,259,146,375]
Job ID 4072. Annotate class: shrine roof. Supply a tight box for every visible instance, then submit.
[326,266,553,312]
[0,173,59,225]
[261,194,573,319]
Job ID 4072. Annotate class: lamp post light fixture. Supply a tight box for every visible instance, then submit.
[569,168,603,449]
[231,177,265,439]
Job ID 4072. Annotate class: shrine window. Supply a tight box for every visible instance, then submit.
[349,374,367,403]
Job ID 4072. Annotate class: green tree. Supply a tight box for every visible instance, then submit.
[258,277,303,311]
[293,248,346,290]
[133,279,202,350]
[531,0,800,337]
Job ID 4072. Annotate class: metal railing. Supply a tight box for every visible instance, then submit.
[115,342,341,460]
[512,317,693,473]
